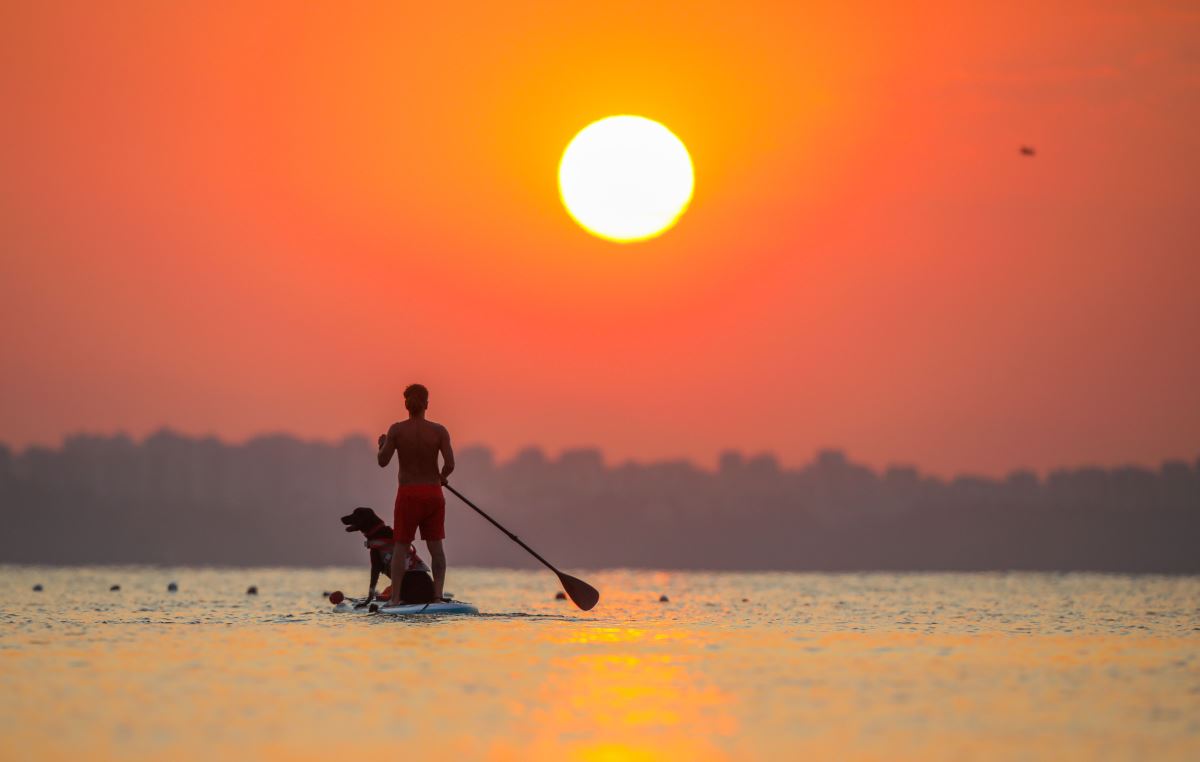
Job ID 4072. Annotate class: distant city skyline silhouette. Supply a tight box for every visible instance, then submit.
[2,429,1196,572]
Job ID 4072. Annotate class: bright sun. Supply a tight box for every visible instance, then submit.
[558,115,694,243]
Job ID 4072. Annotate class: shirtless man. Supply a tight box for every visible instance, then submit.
[376,383,455,605]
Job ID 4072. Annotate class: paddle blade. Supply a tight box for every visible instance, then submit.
[557,572,599,611]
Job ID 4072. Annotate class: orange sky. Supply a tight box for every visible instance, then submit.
[2,1,1198,476]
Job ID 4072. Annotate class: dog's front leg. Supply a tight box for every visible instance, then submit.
[359,555,382,609]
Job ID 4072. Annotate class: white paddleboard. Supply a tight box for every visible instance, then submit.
[373,601,478,616]
[331,595,477,615]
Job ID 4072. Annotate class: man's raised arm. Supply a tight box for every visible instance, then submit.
[377,424,398,467]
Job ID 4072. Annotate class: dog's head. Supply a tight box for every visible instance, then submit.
[340,507,384,534]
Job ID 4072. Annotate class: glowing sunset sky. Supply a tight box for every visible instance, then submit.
[2,2,1197,475]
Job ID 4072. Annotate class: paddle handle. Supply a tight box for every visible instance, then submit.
[443,484,562,575]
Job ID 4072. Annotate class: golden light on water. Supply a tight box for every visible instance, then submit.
[558,116,695,243]
[505,627,736,761]
[4,570,1200,760]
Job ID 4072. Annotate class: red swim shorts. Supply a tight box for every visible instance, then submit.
[393,484,446,544]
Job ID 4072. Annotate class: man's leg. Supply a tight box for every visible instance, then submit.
[388,544,407,606]
[426,540,446,601]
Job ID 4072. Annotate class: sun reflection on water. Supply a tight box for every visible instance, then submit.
[499,628,737,760]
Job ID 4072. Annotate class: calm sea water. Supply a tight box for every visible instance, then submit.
[1,566,1197,760]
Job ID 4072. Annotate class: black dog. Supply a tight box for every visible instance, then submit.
[340,507,435,606]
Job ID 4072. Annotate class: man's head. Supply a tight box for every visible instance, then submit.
[404,383,429,414]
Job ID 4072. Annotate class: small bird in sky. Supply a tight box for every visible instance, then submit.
[1020,145,1036,157]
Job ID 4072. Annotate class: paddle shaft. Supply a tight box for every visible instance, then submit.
[443,484,563,576]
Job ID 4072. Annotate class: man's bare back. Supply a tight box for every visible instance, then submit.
[381,418,452,485]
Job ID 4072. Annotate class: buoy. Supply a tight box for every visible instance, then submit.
[246,586,258,595]
[659,594,669,603]
[167,582,178,592]
[32,584,43,592]
[555,591,567,600]
[328,591,344,605]
[110,584,121,591]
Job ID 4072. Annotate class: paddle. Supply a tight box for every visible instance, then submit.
[444,484,600,611]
